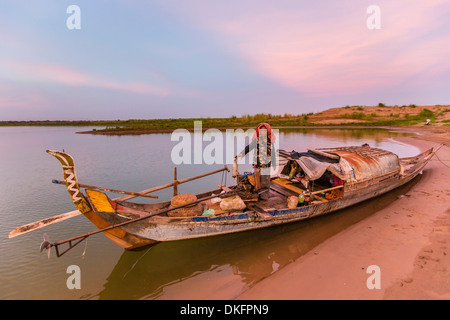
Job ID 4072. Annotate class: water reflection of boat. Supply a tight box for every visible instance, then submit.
[91,173,423,300]
[36,144,436,257]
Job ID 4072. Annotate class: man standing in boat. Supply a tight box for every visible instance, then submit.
[235,123,276,200]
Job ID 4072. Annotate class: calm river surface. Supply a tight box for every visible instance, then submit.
[0,126,420,299]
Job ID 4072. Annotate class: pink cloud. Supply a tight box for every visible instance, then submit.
[1,60,169,96]
[161,0,450,96]
[0,83,53,114]
[0,92,47,110]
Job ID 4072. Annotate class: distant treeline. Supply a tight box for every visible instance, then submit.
[0,114,315,130]
[0,108,445,132]
[0,120,118,126]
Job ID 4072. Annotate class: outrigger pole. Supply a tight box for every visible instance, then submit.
[51,180,159,199]
[9,150,230,238]
[44,189,238,258]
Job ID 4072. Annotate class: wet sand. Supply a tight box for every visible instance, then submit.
[237,126,450,300]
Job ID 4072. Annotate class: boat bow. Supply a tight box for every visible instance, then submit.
[46,150,91,214]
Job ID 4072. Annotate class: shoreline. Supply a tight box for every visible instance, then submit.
[76,124,443,135]
[236,126,450,300]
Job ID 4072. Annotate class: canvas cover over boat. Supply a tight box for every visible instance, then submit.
[277,146,401,183]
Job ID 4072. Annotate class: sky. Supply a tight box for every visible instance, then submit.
[0,0,449,121]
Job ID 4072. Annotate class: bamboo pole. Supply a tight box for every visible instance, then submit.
[309,184,344,195]
[51,180,159,199]
[131,165,230,195]
[9,165,229,238]
[307,148,340,160]
[173,167,178,196]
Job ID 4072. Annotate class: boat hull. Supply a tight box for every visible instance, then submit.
[83,210,158,249]
[77,147,435,249]
[108,157,428,245]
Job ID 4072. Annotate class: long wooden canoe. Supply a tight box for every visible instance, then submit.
[21,145,437,257]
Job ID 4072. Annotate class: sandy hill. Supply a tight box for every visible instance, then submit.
[307,104,450,125]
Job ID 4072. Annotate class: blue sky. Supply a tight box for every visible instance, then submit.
[1,0,449,120]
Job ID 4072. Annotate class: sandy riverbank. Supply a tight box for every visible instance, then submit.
[237,125,450,300]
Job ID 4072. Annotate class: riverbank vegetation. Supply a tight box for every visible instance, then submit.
[1,104,449,133]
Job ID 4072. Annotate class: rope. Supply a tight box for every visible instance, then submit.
[82,237,88,258]
[434,151,450,168]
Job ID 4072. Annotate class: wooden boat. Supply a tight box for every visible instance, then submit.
[41,144,437,256]
[16,145,437,257]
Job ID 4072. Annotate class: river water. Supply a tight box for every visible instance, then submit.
[0,126,420,299]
